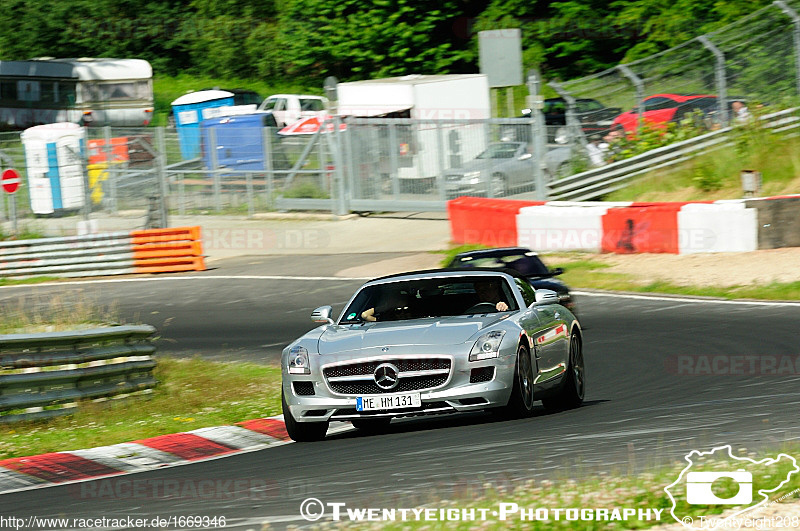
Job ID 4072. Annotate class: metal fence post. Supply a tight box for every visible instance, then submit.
[332,116,347,215]
[528,70,548,200]
[698,35,729,125]
[102,125,116,214]
[388,123,400,198]
[209,127,221,212]
[435,123,447,201]
[549,81,587,149]
[262,125,274,210]
[774,0,800,98]
[245,172,254,218]
[155,127,169,227]
[617,65,645,132]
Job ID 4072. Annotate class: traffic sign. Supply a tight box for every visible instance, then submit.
[2,169,20,194]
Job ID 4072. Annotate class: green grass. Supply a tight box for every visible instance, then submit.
[606,121,800,202]
[0,357,282,459]
[0,292,119,334]
[329,442,800,530]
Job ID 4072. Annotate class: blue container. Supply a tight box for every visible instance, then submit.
[171,90,235,160]
[200,112,278,172]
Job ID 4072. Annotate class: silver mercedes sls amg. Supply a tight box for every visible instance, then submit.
[280,269,584,441]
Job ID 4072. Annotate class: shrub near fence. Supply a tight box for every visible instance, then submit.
[0,325,157,424]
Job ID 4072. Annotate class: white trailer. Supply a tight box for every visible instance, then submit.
[336,74,490,185]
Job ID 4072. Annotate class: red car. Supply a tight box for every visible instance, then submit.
[612,93,718,132]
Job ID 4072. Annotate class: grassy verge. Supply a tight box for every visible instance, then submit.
[325,443,800,530]
[0,357,281,460]
[435,246,800,301]
[605,120,800,202]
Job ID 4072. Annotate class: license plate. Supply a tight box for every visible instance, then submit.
[356,393,421,411]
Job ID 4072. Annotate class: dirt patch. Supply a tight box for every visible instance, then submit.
[589,247,800,287]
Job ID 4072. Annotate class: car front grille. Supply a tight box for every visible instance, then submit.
[323,358,451,395]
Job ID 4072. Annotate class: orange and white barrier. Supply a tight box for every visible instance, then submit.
[0,226,206,278]
[449,196,799,254]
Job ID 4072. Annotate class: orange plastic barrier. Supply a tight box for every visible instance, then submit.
[129,226,206,273]
[88,137,129,164]
[448,197,545,247]
[601,204,687,254]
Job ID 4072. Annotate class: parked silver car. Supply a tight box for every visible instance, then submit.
[281,269,585,441]
[444,142,535,198]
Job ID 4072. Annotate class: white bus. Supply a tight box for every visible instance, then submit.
[0,57,154,129]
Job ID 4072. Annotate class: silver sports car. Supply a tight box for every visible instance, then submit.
[281,269,585,441]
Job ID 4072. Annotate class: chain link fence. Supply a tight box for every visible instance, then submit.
[2,1,800,228]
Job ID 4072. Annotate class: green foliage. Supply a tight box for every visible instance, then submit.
[692,161,724,191]
[282,181,330,199]
[0,0,780,84]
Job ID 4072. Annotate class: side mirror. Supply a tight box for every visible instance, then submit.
[533,289,559,306]
[550,267,564,276]
[311,305,334,324]
[518,153,532,161]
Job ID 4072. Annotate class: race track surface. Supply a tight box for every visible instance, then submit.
[1,255,799,529]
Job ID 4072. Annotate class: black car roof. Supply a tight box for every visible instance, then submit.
[450,247,536,259]
[370,267,527,283]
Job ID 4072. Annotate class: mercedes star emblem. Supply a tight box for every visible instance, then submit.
[374,363,400,390]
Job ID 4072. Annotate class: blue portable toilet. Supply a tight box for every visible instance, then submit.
[21,123,86,215]
[171,90,234,160]
[200,112,279,172]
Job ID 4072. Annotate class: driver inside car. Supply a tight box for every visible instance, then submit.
[361,289,414,322]
[473,281,509,312]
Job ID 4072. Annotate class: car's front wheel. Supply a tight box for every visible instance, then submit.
[542,333,585,411]
[502,344,535,417]
[282,390,329,442]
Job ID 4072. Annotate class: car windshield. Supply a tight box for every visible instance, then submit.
[449,252,550,276]
[339,276,518,324]
[476,143,519,159]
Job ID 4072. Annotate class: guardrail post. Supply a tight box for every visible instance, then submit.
[774,0,800,97]
[616,65,646,132]
[529,69,548,199]
[698,35,729,126]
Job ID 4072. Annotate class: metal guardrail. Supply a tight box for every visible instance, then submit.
[0,226,206,279]
[0,325,157,424]
[549,108,800,201]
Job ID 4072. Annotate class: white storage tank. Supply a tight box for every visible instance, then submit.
[21,122,85,215]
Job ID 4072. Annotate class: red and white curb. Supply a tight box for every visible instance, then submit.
[0,416,346,495]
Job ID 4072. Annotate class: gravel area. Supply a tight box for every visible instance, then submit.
[336,248,800,290]
[592,248,800,287]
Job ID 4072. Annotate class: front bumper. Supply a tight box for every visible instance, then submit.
[283,352,517,423]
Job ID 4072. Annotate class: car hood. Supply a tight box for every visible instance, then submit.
[448,158,499,175]
[318,315,507,355]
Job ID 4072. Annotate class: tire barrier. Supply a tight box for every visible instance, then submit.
[0,226,206,279]
[449,196,799,254]
[0,325,157,424]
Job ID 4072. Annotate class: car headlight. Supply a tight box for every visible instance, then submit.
[469,330,506,361]
[288,346,310,374]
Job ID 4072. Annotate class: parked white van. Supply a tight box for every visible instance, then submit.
[258,94,328,127]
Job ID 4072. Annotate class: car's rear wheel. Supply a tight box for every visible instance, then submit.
[502,344,535,417]
[282,390,328,442]
[542,333,585,411]
[351,418,392,433]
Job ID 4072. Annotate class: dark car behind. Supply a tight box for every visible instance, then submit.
[445,247,577,317]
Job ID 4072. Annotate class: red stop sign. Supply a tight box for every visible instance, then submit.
[2,169,20,194]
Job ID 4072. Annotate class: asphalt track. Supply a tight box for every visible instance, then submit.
[1,255,800,529]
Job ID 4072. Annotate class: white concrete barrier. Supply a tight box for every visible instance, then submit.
[677,203,758,254]
[517,205,614,252]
